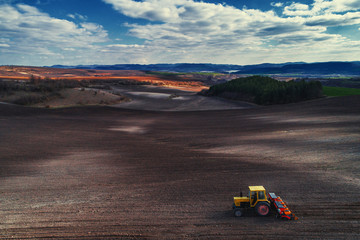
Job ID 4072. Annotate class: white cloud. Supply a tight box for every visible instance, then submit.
[284,0,360,16]
[305,12,360,26]
[313,0,360,13]
[98,0,360,64]
[67,13,75,19]
[271,2,283,8]
[103,0,187,22]
[104,2,340,45]
[284,3,312,16]
[1,1,360,65]
[67,13,87,21]
[16,3,43,14]
[0,3,109,65]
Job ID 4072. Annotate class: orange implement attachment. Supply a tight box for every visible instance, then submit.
[268,193,298,220]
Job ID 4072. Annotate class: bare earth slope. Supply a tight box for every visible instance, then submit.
[0,96,359,239]
[111,85,254,111]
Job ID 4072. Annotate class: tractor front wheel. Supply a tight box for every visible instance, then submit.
[255,202,270,216]
[233,208,243,217]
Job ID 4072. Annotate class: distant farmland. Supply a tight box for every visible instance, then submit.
[323,86,360,96]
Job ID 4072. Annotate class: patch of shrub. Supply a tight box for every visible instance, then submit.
[29,77,86,92]
[13,95,48,105]
[0,80,21,93]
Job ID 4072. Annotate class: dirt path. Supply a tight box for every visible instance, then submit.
[0,96,359,239]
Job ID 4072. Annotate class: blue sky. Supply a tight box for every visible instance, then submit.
[0,0,360,66]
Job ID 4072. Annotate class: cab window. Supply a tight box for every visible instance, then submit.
[251,191,257,205]
[258,191,265,199]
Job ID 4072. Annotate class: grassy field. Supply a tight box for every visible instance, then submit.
[323,86,360,96]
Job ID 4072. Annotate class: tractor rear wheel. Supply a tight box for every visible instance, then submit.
[255,202,270,216]
[233,208,243,217]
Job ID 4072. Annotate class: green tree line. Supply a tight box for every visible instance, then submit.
[205,76,323,105]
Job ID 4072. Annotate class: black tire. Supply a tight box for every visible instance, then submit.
[255,202,270,216]
[234,208,243,217]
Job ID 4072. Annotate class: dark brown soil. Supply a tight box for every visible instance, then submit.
[0,96,359,239]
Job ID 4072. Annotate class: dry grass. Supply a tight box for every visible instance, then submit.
[32,88,129,108]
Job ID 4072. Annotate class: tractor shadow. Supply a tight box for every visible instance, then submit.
[214,209,280,223]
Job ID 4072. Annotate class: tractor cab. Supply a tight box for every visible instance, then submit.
[233,186,271,217]
[249,186,268,207]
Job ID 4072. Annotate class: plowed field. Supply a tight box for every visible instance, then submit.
[0,95,359,239]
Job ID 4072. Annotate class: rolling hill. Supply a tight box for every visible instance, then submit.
[50,61,360,75]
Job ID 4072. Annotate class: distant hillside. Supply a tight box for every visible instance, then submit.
[51,63,241,73]
[50,61,360,75]
[236,62,360,75]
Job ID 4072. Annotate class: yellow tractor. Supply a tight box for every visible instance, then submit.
[233,185,298,220]
[233,186,270,217]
